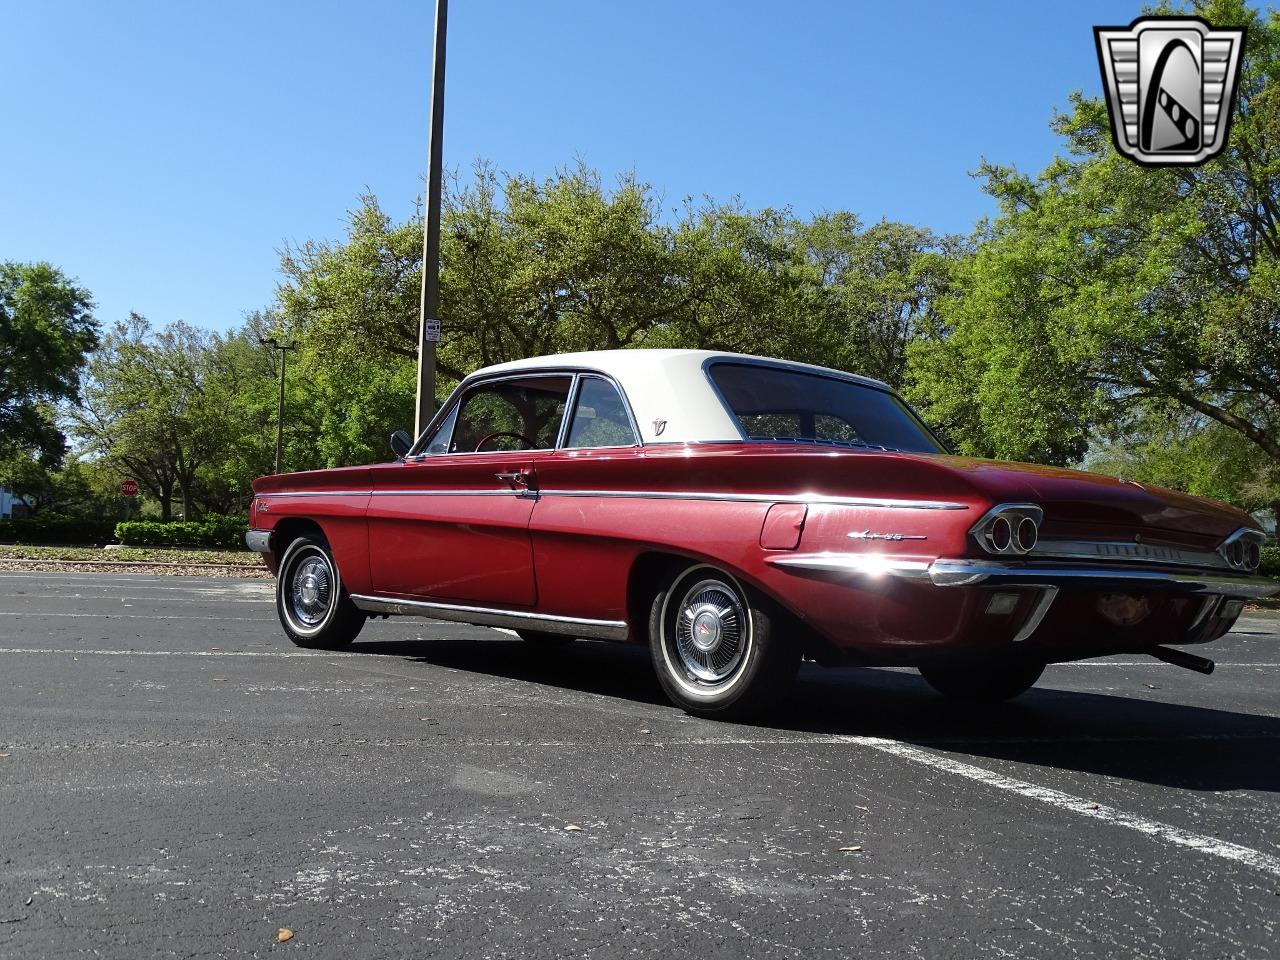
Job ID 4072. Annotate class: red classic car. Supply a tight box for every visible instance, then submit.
[247,350,1276,717]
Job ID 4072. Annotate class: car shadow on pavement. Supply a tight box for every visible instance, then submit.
[349,634,671,707]
[345,634,1280,793]
[779,666,1280,794]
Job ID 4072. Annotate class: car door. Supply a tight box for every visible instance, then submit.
[527,374,646,621]
[368,373,572,606]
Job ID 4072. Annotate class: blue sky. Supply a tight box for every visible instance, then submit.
[2,0,1157,333]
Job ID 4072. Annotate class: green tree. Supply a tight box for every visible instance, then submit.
[72,315,257,518]
[274,164,688,464]
[0,262,97,460]
[906,0,1280,498]
[0,451,127,518]
[176,315,288,512]
[672,207,958,386]
[1088,406,1279,512]
[272,164,959,469]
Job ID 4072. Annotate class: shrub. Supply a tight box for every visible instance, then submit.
[114,514,248,549]
[196,514,251,549]
[1261,544,1280,583]
[0,513,120,545]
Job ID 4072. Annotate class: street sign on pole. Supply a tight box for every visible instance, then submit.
[424,318,441,342]
[120,480,138,498]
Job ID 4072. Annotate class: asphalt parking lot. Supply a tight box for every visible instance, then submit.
[1,571,1277,959]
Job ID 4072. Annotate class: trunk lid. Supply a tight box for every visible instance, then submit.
[929,456,1250,550]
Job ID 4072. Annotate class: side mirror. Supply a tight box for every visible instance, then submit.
[390,430,412,459]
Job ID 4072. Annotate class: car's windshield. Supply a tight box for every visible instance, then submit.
[706,362,945,454]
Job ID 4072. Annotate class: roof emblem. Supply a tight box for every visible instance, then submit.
[652,419,667,436]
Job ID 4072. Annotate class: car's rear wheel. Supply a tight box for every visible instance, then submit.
[516,629,574,646]
[275,534,365,649]
[648,563,799,719]
[918,657,1044,703]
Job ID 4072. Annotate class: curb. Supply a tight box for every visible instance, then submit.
[0,557,264,570]
[0,558,271,578]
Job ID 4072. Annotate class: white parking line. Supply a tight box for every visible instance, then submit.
[0,613,273,622]
[0,646,325,658]
[1053,662,1276,667]
[6,594,269,603]
[849,736,1280,879]
[0,574,268,590]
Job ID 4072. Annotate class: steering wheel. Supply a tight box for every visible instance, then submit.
[475,431,536,452]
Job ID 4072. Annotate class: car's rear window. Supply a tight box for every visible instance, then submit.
[706,362,945,454]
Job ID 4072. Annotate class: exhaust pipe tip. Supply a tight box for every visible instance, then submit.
[1151,645,1215,675]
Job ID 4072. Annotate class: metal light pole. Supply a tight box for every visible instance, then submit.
[260,337,297,474]
[414,0,448,437]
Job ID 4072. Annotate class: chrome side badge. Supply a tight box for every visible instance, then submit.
[847,530,927,542]
[652,419,667,436]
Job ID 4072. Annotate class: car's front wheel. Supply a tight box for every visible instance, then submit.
[275,534,366,649]
[648,563,799,719]
[918,658,1044,703]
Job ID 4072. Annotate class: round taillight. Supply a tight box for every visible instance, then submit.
[990,515,1013,552]
[1230,541,1246,566]
[1016,516,1039,553]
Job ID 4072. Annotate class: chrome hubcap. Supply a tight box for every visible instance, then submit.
[673,578,746,684]
[289,554,332,627]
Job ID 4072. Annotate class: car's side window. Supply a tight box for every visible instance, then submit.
[565,376,638,449]
[445,376,573,454]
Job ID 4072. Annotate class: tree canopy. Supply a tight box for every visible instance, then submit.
[0,261,97,462]
[16,0,1280,526]
[268,164,958,470]
[906,0,1279,514]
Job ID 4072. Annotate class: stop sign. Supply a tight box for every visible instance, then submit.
[120,480,138,497]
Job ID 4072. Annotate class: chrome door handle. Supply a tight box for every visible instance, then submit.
[495,470,532,487]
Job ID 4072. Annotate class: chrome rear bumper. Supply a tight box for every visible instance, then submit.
[927,559,1278,598]
[768,553,1278,599]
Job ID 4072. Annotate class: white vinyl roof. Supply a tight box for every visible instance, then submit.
[467,349,892,446]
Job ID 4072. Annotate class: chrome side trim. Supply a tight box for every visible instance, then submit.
[256,491,371,498]
[245,529,272,553]
[555,373,581,451]
[259,488,966,509]
[765,553,931,579]
[348,594,629,641]
[538,490,968,510]
[371,489,530,497]
[927,559,1280,599]
[1012,587,1059,643]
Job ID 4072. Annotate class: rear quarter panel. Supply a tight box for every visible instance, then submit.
[530,445,986,651]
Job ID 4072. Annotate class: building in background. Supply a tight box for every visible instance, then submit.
[0,486,31,519]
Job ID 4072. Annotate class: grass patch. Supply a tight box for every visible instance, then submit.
[0,544,263,566]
